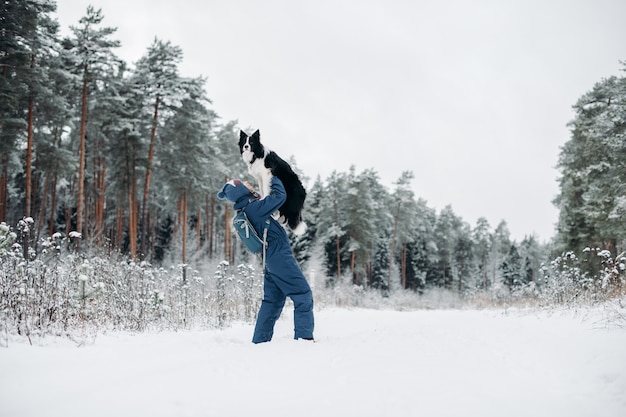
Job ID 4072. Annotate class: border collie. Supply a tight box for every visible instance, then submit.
[239,129,307,235]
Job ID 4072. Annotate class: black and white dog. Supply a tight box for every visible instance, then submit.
[239,129,307,235]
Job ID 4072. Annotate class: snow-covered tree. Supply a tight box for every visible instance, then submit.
[472,217,492,289]
[158,78,215,279]
[343,167,384,285]
[67,6,121,240]
[519,235,542,285]
[501,243,523,290]
[316,170,349,283]
[404,198,438,292]
[371,235,390,292]
[489,220,512,287]
[390,171,417,289]
[433,205,462,289]
[132,38,187,257]
[0,0,59,223]
[555,65,626,261]
[454,224,475,293]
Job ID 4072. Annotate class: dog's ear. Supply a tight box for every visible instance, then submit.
[251,130,260,140]
[239,130,248,140]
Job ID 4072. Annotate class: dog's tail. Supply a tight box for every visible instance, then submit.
[292,220,307,236]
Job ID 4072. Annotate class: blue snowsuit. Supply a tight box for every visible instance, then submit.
[217,177,314,343]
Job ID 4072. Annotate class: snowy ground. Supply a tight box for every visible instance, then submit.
[1,308,625,417]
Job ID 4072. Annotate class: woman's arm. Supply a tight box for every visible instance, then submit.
[247,177,286,219]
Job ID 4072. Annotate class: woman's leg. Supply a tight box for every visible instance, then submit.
[265,245,315,340]
[291,289,314,340]
[252,272,286,343]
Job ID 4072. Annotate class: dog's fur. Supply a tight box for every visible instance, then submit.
[239,130,307,235]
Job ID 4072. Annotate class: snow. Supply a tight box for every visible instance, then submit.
[1,308,625,417]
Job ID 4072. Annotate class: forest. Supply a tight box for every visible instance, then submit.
[1,1,625,338]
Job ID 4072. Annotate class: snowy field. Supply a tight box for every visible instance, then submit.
[1,307,625,417]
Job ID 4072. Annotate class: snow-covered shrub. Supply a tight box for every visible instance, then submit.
[3,215,624,340]
[0,222,17,254]
[0,219,267,340]
[237,263,261,321]
[538,248,625,307]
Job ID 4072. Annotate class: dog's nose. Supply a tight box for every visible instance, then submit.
[244,144,250,151]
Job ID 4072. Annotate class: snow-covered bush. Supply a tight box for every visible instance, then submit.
[0,220,265,341]
[2,216,624,340]
[538,248,625,306]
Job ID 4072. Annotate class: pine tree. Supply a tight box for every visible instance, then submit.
[0,0,56,222]
[473,217,492,289]
[519,235,542,286]
[32,36,75,238]
[16,0,57,219]
[389,171,416,289]
[132,38,186,257]
[371,235,390,293]
[106,74,148,254]
[158,78,215,277]
[84,65,128,244]
[433,205,463,289]
[316,171,349,282]
[343,167,383,285]
[213,122,244,260]
[501,243,523,290]
[555,67,626,258]
[454,225,475,294]
[67,6,120,239]
[490,220,512,287]
[406,198,438,292]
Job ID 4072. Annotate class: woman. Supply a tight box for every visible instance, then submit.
[217,177,314,343]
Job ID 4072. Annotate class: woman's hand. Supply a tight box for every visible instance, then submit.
[243,181,258,194]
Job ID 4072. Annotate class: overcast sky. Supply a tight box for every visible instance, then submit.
[55,0,626,242]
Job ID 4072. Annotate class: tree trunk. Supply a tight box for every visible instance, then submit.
[31,169,40,223]
[211,196,216,256]
[350,249,356,284]
[127,188,134,257]
[25,95,34,218]
[93,151,106,244]
[0,160,7,222]
[441,261,447,288]
[181,190,188,284]
[36,171,50,241]
[151,207,157,258]
[174,198,181,237]
[115,205,124,250]
[141,95,161,257]
[48,172,57,236]
[224,204,231,262]
[64,177,75,236]
[0,61,8,221]
[124,136,138,258]
[127,163,138,259]
[24,53,37,218]
[401,243,407,289]
[207,194,214,256]
[389,203,400,288]
[366,241,373,287]
[197,208,202,252]
[334,201,341,280]
[76,69,89,237]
